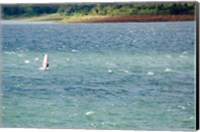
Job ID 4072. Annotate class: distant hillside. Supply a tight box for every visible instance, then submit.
[2,2,195,19]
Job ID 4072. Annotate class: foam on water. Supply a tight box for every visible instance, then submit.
[121,69,130,74]
[164,68,173,72]
[17,54,23,57]
[4,51,15,55]
[24,60,30,64]
[182,51,187,55]
[165,54,172,58]
[85,111,95,116]
[180,55,188,59]
[107,69,113,73]
[177,105,186,110]
[35,57,39,61]
[72,49,78,53]
[147,71,154,76]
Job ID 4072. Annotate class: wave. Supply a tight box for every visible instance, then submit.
[147,71,154,76]
[164,68,173,72]
[24,60,30,64]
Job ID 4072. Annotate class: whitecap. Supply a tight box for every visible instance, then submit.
[17,54,23,57]
[107,69,113,73]
[66,58,70,61]
[165,55,172,58]
[119,69,130,74]
[39,67,44,70]
[39,67,49,71]
[164,68,173,72]
[166,109,171,112]
[85,111,94,116]
[47,103,53,106]
[147,71,154,76]
[177,105,186,110]
[181,106,186,110]
[182,106,186,110]
[111,104,115,107]
[182,51,187,54]
[72,49,78,52]
[4,51,15,55]
[106,62,116,67]
[187,103,191,106]
[24,60,30,64]
[91,123,96,127]
[122,69,129,73]
[35,57,39,61]
[179,55,188,59]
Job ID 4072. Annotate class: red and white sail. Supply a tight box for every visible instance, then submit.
[43,53,48,69]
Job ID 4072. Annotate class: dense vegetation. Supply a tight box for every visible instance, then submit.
[2,2,195,19]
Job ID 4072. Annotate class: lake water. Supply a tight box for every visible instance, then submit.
[1,21,196,130]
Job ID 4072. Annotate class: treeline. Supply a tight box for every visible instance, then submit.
[2,5,60,18]
[2,3,195,18]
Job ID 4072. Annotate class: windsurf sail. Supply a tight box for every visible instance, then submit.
[43,53,49,69]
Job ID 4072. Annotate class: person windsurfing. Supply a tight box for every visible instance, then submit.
[42,53,49,70]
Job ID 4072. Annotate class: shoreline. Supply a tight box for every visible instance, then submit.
[3,14,194,23]
[59,15,194,23]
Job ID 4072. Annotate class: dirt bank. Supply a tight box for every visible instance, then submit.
[73,15,194,23]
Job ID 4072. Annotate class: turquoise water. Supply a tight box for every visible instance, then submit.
[1,21,195,130]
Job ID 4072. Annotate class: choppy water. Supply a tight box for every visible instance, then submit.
[1,21,195,130]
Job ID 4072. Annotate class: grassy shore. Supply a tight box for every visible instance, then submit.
[5,13,194,23]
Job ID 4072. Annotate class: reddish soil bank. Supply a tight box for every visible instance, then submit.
[81,15,194,23]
